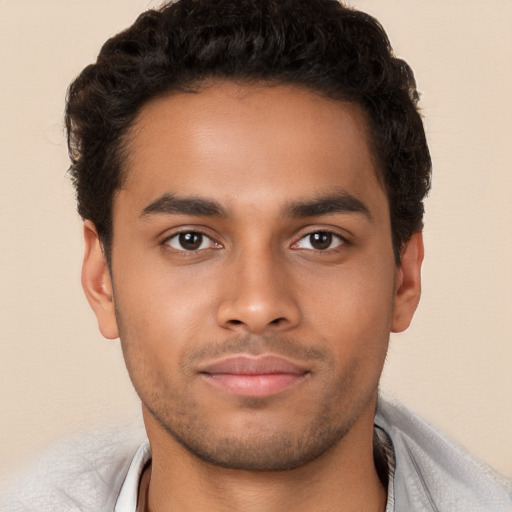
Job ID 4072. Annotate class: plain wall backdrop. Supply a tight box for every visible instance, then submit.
[0,0,511,479]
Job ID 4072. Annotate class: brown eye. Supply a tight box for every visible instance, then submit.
[166,232,213,251]
[179,232,203,250]
[309,232,333,250]
[294,231,344,251]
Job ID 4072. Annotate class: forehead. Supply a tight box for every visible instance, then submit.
[118,81,386,215]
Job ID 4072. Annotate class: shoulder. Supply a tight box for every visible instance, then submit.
[375,397,512,512]
[0,417,146,512]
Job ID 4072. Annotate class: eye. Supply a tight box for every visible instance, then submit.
[164,231,218,251]
[294,231,345,251]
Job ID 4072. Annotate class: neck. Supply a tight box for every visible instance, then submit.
[142,404,387,512]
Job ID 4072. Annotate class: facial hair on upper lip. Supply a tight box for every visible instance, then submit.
[179,333,331,377]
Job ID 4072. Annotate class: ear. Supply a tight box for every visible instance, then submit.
[391,231,424,333]
[81,221,119,339]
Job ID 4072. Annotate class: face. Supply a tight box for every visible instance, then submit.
[83,82,422,471]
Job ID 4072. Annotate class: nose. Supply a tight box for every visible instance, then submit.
[216,250,301,334]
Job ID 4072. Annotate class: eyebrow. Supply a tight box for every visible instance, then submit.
[140,194,227,218]
[140,191,371,221]
[285,192,372,220]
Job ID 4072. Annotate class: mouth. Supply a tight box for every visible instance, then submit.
[199,355,310,397]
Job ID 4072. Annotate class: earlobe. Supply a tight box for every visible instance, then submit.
[81,221,119,339]
[391,231,424,333]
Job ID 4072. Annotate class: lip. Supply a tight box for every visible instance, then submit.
[199,355,310,397]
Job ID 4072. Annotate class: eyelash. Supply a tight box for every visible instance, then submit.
[163,230,221,253]
[291,231,347,251]
[162,229,349,254]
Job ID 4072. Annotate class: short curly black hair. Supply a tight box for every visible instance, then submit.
[66,0,431,263]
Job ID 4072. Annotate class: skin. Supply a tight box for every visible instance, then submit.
[82,82,423,512]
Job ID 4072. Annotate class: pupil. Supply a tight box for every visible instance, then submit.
[179,232,202,250]
[311,232,332,250]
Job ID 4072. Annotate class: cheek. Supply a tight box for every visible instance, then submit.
[113,222,217,306]
[113,258,221,354]
[301,258,395,356]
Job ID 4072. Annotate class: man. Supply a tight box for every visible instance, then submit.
[1,0,510,511]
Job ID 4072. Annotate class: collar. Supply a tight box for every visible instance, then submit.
[114,428,395,512]
[115,442,151,512]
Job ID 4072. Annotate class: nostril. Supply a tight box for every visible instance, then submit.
[227,318,285,327]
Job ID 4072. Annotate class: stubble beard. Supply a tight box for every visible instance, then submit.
[144,388,373,472]
[138,347,379,472]
[116,309,384,472]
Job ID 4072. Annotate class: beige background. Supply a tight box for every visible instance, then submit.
[0,0,511,480]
